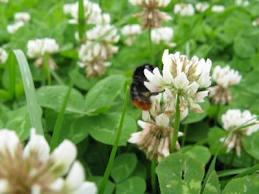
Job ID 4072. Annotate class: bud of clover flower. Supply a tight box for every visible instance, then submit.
[151,27,175,47]
[78,24,120,77]
[144,49,212,120]
[0,128,97,194]
[174,3,195,16]
[129,93,183,161]
[121,24,142,46]
[129,0,172,29]
[0,48,8,64]
[27,38,59,69]
[221,109,259,156]
[209,65,241,104]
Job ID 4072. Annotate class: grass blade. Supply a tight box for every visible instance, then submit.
[50,83,72,149]
[13,49,44,135]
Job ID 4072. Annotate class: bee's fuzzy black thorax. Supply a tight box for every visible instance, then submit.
[130,64,154,110]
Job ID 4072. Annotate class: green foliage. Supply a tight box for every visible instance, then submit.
[1,0,259,193]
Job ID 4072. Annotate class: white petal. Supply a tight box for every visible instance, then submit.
[0,179,9,193]
[174,73,189,90]
[0,129,19,156]
[66,162,85,190]
[51,140,77,175]
[49,178,64,191]
[155,114,170,128]
[196,91,208,102]
[128,132,142,144]
[31,184,41,194]
[74,182,97,194]
[23,128,50,162]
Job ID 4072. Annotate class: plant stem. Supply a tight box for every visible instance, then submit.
[78,0,85,43]
[50,83,72,149]
[181,124,188,146]
[171,92,181,152]
[151,160,157,194]
[99,82,129,194]
[43,54,51,85]
[148,28,155,64]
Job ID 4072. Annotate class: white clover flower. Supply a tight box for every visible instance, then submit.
[144,49,212,118]
[121,24,142,46]
[221,109,259,156]
[209,66,241,104]
[7,21,25,34]
[27,38,59,58]
[174,3,195,16]
[129,89,184,161]
[211,5,225,13]
[79,41,111,77]
[78,25,119,77]
[130,0,171,28]
[252,18,259,27]
[64,0,110,25]
[151,27,175,47]
[7,12,31,34]
[235,0,249,7]
[0,48,8,64]
[14,12,31,23]
[212,66,241,88]
[0,0,8,4]
[0,128,97,194]
[195,2,209,12]
[129,0,170,7]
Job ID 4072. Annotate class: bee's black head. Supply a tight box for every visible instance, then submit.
[132,63,154,81]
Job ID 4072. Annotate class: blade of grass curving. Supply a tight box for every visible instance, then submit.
[50,83,73,149]
[78,0,85,42]
[13,50,44,134]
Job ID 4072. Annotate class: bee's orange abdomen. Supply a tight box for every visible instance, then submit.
[132,99,152,110]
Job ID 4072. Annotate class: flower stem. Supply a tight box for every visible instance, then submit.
[43,54,51,85]
[99,81,129,194]
[171,92,181,152]
[151,160,157,194]
[78,0,85,43]
[148,28,154,64]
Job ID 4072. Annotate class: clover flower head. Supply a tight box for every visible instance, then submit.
[211,5,225,13]
[121,24,142,46]
[221,109,259,156]
[129,93,182,161]
[0,128,97,194]
[14,12,31,23]
[209,65,241,104]
[252,18,259,27]
[195,2,209,12]
[78,24,119,77]
[144,49,211,119]
[174,3,195,16]
[78,42,111,77]
[235,0,249,7]
[151,27,174,47]
[7,12,30,34]
[0,0,8,3]
[130,0,171,29]
[64,0,110,25]
[27,38,59,58]
[0,48,8,64]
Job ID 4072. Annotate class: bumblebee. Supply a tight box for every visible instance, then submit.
[130,64,155,110]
